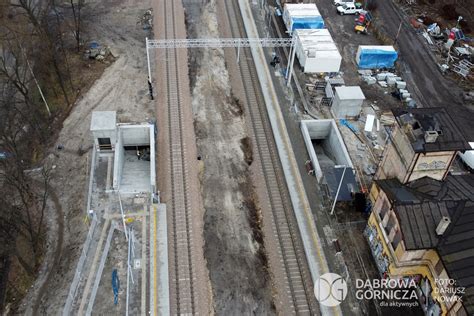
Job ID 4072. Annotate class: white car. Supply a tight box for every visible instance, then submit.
[336,3,363,15]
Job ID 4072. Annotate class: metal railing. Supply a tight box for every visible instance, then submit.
[62,212,99,315]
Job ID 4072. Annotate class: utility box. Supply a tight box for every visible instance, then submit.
[294,29,342,73]
[283,3,324,34]
[332,86,365,118]
[356,45,398,69]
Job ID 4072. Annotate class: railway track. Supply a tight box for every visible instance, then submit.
[222,1,318,314]
[161,0,198,314]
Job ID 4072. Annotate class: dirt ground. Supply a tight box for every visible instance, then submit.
[17,0,154,313]
[183,0,275,314]
[316,0,474,140]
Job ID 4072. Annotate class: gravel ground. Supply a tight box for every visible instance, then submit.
[184,0,275,314]
[18,0,155,313]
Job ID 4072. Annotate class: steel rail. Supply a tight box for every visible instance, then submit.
[223,1,317,314]
[147,37,293,48]
[163,0,196,314]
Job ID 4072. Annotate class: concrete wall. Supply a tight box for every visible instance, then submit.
[149,125,156,193]
[301,119,353,182]
[113,131,124,190]
[332,96,363,118]
[112,124,156,192]
[120,125,150,146]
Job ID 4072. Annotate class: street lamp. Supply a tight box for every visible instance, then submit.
[456,16,463,29]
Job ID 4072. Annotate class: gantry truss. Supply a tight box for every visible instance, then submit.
[145,36,297,98]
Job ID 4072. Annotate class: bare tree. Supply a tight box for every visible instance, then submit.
[70,0,84,51]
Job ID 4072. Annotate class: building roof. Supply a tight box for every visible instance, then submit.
[396,200,454,249]
[392,108,470,153]
[437,201,474,314]
[284,3,320,16]
[375,178,422,203]
[90,111,117,131]
[377,174,474,313]
[335,86,365,101]
[408,174,474,202]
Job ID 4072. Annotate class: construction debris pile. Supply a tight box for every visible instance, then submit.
[138,9,153,30]
[84,41,111,61]
[358,69,416,108]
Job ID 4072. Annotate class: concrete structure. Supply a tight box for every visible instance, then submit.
[367,174,474,316]
[301,120,356,200]
[331,86,365,118]
[376,108,470,184]
[294,29,342,73]
[90,111,117,151]
[282,3,324,34]
[91,111,156,193]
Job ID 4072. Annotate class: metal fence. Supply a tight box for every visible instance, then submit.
[62,213,99,315]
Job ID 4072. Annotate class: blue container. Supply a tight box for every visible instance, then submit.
[357,48,398,69]
[291,16,325,31]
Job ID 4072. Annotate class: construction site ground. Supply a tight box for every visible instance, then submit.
[315,0,474,140]
[255,1,428,314]
[16,0,472,314]
[18,0,155,313]
[184,0,275,314]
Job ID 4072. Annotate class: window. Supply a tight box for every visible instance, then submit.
[392,230,402,249]
[380,200,389,220]
[435,258,444,276]
[98,138,112,150]
[386,215,395,235]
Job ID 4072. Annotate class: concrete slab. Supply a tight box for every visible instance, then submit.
[120,151,151,193]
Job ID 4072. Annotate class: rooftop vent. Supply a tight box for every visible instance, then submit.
[424,130,439,143]
[436,216,451,236]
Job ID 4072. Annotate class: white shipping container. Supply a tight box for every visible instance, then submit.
[294,29,342,73]
[283,3,322,33]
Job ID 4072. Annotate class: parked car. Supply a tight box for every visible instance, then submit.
[337,2,363,15]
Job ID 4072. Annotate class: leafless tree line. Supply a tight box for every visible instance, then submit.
[0,0,84,310]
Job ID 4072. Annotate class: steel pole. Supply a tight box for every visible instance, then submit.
[146,37,154,100]
[330,166,347,215]
[118,192,129,241]
[285,37,293,79]
[286,39,296,87]
[237,41,241,64]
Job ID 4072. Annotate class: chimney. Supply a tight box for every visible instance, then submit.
[436,216,451,235]
[425,130,439,143]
